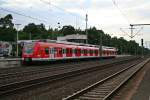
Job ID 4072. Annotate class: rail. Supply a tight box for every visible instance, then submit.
[63,58,150,100]
[0,57,140,96]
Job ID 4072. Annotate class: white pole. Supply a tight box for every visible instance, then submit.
[15,24,21,57]
[86,14,88,44]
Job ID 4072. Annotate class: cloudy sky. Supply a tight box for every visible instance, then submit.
[0,0,150,47]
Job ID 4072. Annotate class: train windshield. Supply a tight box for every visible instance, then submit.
[24,43,35,54]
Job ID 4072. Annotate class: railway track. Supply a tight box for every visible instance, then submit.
[63,58,150,100]
[0,57,137,86]
[0,59,110,76]
[0,60,105,84]
[0,57,142,98]
[0,56,133,75]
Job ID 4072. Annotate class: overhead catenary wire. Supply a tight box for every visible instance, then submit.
[0,7,48,23]
[40,0,87,30]
[120,26,143,39]
[111,0,131,24]
[111,0,142,39]
[120,28,132,37]
[132,27,143,38]
[40,0,84,20]
[0,0,92,30]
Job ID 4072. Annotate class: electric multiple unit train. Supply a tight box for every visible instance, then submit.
[22,40,117,63]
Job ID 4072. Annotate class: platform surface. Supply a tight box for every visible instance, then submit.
[131,60,150,100]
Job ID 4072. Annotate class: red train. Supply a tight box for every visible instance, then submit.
[22,40,117,63]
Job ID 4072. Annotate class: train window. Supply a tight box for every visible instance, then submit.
[83,49,85,54]
[74,49,80,54]
[45,48,49,54]
[66,48,72,54]
[78,49,81,54]
[25,48,33,54]
[49,48,52,54]
[90,50,93,54]
[72,49,74,53]
[87,50,89,54]
[83,49,87,54]
[106,50,109,55]
[81,49,83,54]
[55,48,60,54]
[66,48,69,54]
[95,50,98,54]
[112,51,114,55]
[110,51,112,55]
[24,43,34,54]
[50,48,54,54]
[62,49,66,54]
[75,49,77,54]
[74,49,78,54]
[70,49,72,54]
[103,51,106,55]
[108,51,110,55]
[49,48,51,54]
[83,50,85,54]
[58,48,62,54]
[54,48,57,54]
[73,49,76,54]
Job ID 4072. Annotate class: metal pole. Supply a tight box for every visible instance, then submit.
[100,32,102,56]
[17,30,18,57]
[141,39,144,58]
[142,46,144,58]
[130,25,134,39]
[15,24,21,57]
[85,14,88,44]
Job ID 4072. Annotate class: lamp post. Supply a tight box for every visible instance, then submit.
[100,32,103,56]
[141,39,144,58]
[85,14,88,44]
[15,24,21,57]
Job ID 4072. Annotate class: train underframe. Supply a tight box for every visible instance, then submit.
[22,56,116,65]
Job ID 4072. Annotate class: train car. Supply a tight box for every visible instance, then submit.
[101,46,117,58]
[22,41,117,63]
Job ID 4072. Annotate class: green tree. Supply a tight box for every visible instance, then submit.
[0,14,16,41]
[0,14,14,28]
[60,25,75,36]
[23,23,48,39]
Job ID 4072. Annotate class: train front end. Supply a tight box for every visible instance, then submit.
[22,42,36,64]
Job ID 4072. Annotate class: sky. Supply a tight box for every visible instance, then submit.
[0,0,150,47]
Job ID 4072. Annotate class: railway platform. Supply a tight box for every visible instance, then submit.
[0,58,21,68]
[131,59,150,100]
[0,57,21,61]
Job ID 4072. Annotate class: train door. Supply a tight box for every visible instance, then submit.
[72,48,75,58]
[57,48,63,58]
[49,47,54,59]
[62,48,66,58]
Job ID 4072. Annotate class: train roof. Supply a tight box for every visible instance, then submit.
[36,42,99,49]
[22,39,117,51]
